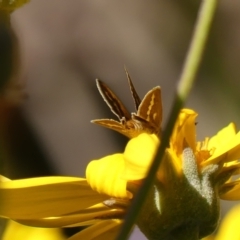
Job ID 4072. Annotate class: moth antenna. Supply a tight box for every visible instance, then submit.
[124,67,141,111]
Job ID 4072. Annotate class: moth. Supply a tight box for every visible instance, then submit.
[91,69,162,138]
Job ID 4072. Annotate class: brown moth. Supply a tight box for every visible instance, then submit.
[91,69,162,138]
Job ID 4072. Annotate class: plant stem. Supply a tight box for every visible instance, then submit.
[177,0,219,99]
[116,0,219,239]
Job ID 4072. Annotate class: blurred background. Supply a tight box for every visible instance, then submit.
[1,0,240,239]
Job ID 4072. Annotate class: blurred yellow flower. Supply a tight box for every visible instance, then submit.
[0,0,30,12]
[215,204,240,240]
[203,204,240,240]
[0,0,30,27]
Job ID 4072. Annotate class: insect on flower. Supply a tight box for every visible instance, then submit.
[91,69,162,138]
[1,70,240,240]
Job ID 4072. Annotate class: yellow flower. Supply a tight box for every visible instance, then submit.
[0,109,240,239]
[1,109,240,239]
[1,79,240,239]
[158,108,240,197]
[136,109,240,239]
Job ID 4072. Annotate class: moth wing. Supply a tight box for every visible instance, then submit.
[91,119,131,138]
[137,86,162,132]
[96,79,131,121]
[124,68,141,111]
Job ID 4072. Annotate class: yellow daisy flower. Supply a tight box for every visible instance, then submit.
[0,78,240,239]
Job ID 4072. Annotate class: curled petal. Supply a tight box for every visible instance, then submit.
[86,154,129,198]
[170,109,197,155]
[123,133,159,180]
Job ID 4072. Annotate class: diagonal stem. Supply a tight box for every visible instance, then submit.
[116,0,219,239]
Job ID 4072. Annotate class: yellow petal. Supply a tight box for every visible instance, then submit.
[14,203,124,228]
[204,131,240,166]
[220,180,240,200]
[0,176,108,219]
[220,161,240,176]
[208,123,237,150]
[214,205,240,240]
[2,220,65,240]
[123,133,159,180]
[170,109,197,155]
[67,219,122,240]
[86,154,128,198]
[0,175,11,182]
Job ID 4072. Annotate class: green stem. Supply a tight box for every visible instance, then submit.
[116,0,219,239]
[177,0,218,99]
